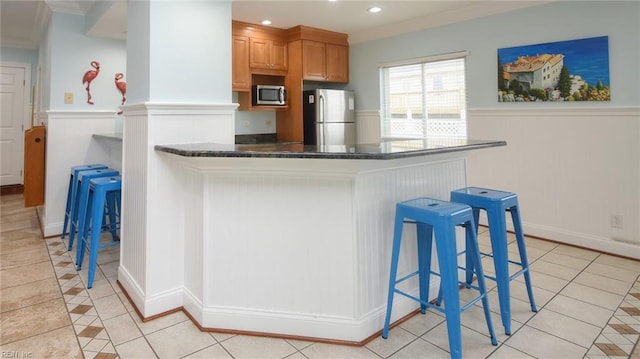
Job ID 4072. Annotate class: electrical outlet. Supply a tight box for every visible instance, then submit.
[64,92,73,104]
[610,214,624,229]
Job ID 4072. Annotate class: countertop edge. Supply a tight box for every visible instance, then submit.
[154,140,506,160]
[93,133,123,141]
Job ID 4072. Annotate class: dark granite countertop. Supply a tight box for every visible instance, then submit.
[93,133,123,141]
[155,138,506,160]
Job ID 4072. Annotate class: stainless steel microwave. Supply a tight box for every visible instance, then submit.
[252,85,286,106]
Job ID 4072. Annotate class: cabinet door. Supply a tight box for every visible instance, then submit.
[249,37,271,69]
[302,40,326,81]
[270,39,288,70]
[325,44,349,83]
[232,35,251,91]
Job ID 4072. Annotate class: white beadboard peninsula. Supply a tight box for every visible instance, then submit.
[117,139,504,344]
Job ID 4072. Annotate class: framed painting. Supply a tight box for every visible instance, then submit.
[498,36,610,102]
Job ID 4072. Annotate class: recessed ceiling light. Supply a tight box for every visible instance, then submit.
[328,0,337,2]
[368,6,382,13]
[261,20,272,25]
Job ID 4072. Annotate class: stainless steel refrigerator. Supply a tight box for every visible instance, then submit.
[303,89,356,146]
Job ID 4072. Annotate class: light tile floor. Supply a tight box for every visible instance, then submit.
[1,192,639,359]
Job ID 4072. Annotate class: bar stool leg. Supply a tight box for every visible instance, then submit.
[436,207,478,307]
[434,224,463,359]
[382,213,406,339]
[465,222,498,345]
[105,191,119,241]
[76,188,93,270]
[70,179,90,251]
[87,185,107,288]
[68,181,81,249]
[416,222,434,314]
[465,207,482,284]
[62,175,74,239]
[509,205,538,312]
[487,206,512,335]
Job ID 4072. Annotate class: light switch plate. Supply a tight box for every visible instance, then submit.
[64,92,73,104]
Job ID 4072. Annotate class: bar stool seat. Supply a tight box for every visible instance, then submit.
[382,197,497,359]
[450,187,537,335]
[62,164,107,240]
[68,168,119,251]
[76,175,122,288]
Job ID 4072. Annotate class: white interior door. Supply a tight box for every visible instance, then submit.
[0,65,27,186]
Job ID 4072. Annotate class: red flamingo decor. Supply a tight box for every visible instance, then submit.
[114,72,126,114]
[82,61,100,104]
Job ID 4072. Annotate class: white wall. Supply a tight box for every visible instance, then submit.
[127,1,231,103]
[47,12,127,112]
[349,1,640,258]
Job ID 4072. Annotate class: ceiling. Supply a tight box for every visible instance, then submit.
[0,0,549,49]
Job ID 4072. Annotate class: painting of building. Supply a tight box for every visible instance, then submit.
[498,36,610,102]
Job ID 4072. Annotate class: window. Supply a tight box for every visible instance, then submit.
[380,53,467,139]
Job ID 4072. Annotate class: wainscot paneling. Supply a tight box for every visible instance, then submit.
[467,107,639,259]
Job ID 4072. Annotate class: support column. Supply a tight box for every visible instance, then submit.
[118,0,236,317]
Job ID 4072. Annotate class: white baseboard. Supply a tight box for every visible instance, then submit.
[182,284,440,342]
[118,265,146,314]
[118,265,183,318]
[524,222,640,259]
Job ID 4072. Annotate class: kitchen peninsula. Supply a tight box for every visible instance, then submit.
[124,138,505,344]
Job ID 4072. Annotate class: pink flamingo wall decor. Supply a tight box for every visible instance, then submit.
[82,61,100,104]
[114,73,127,114]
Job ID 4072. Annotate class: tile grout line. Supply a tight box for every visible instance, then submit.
[0,236,80,350]
[528,247,640,358]
[45,235,120,358]
[482,238,565,357]
[474,238,636,357]
[586,274,640,358]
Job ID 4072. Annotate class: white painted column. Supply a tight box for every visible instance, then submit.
[118,0,237,317]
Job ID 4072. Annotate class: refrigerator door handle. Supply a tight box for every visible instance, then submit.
[318,93,325,123]
[318,94,325,145]
[317,123,324,146]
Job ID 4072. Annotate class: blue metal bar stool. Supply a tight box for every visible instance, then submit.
[68,168,119,251]
[76,175,122,288]
[62,164,107,239]
[382,197,497,359]
[450,187,537,335]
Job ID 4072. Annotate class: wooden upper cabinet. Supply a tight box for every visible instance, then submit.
[301,40,349,83]
[232,35,251,91]
[270,40,288,70]
[250,38,288,71]
[325,43,349,83]
[302,40,326,81]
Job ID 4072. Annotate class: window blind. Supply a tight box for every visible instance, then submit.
[380,54,467,139]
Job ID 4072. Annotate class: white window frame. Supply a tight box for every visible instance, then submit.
[379,51,469,140]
